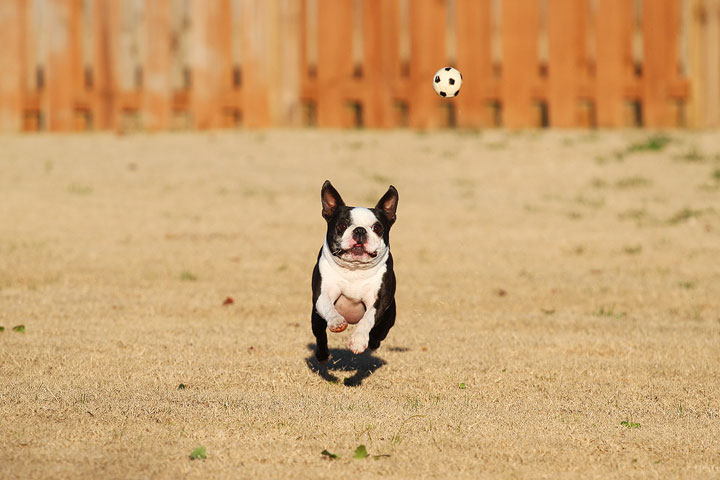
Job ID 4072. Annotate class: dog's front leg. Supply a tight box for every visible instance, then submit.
[349,306,376,354]
[315,291,347,332]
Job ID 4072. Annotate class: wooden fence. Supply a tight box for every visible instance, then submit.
[0,0,719,132]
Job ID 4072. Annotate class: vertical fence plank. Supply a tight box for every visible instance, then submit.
[595,0,633,127]
[315,0,353,127]
[143,0,172,130]
[361,0,398,128]
[643,0,680,127]
[547,0,586,127]
[0,0,25,132]
[456,0,493,127]
[46,0,80,131]
[92,0,119,130]
[501,0,541,128]
[703,0,720,126]
[408,0,445,128]
[267,0,301,126]
[190,0,230,129]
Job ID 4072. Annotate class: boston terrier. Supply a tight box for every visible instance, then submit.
[311,180,399,362]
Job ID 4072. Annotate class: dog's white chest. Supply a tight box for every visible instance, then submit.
[318,251,387,306]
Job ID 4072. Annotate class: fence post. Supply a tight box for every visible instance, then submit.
[143,0,172,130]
[501,0,541,128]
[547,0,586,127]
[456,0,492,128]
[0,0,25,132]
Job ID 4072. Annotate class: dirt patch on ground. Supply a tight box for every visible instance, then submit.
[1,130,719,478]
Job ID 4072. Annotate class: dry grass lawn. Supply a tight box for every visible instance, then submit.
[1,129,719,479]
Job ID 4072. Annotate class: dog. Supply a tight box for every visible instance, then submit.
[311,180,399,362]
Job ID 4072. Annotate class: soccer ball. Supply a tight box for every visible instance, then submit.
[433,67,462,98]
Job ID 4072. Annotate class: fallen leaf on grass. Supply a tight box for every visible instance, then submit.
[353,445,369,459]
[222,297,234,306]
[189,446,207,460]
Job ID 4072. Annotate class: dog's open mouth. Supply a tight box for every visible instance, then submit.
[348,244,377,258]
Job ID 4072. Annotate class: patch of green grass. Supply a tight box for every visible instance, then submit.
[566,211,583,220]
[368,173,391,185]
[621,420,641,429]
[0,326,4,332]
[459,383,467,389]
[627,134,671,153]
[486,141,507,151]
[68,183,94,195]
[12,325,25,333]
[615,176,652,189]
[574,194,605,208]
[623,245,643,255]
[678,281,696,290]
[189,446,207,460]
[590,178,608,189]
[618,208,653,224]
[180,271,198,282]
[666,208,704,225]
[594,306,626,319]
[675,148,706,163]
[712,169,720,181]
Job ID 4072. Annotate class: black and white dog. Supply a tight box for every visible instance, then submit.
[311,181,399,362]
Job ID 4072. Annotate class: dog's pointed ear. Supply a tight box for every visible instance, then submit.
[375,185,399,225]
[321,180,345,219]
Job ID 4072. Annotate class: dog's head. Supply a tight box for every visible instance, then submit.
[320,180,398,268]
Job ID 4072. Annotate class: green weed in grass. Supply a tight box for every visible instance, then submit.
[623,245,643,255]
[12,325,25,333]
[678,281,696,290]
[189,446,207,460]
[712,169,720,181]
[627,134,671,153]
[675,148,706,163]
[621,420,641,429]
[667,208,704,225]
[180,271,197,281]
[68,184,94,195]
[615,176,652,189]
[321,450,339,460]
[594,306,626,319]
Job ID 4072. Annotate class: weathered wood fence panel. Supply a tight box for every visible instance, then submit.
[0,0,718,131]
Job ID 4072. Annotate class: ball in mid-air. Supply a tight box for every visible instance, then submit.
[433,67,462,98]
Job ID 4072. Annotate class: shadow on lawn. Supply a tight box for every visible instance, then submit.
[305,344,386,387]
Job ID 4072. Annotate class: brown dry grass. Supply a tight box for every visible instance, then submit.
[1,130,719,479]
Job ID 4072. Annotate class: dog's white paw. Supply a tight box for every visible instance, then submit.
[349,331,369,354]
[327,316,348,333]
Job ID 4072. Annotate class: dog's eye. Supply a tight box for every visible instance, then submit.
[372,222,383,236]
[336,222,349,234]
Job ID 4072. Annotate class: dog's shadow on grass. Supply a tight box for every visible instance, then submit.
[305,344,386,387]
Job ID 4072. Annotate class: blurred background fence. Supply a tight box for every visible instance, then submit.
[0,0,719,132]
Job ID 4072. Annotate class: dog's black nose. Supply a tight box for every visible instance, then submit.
[352,226,367,243]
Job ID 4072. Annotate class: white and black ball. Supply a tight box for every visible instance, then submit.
[432,67,463,98]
